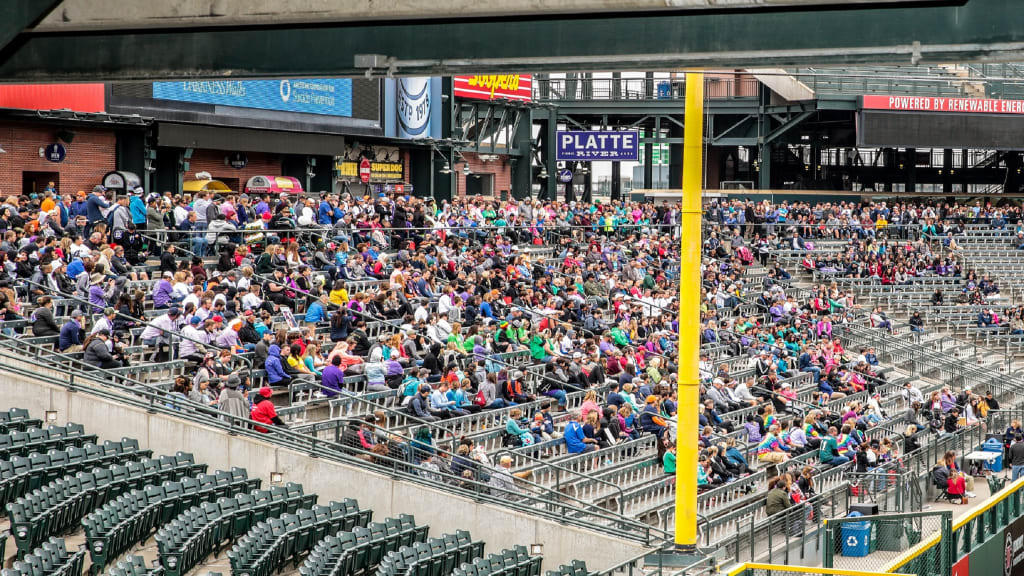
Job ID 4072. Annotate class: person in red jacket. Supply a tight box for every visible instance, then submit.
[251,387,286,433]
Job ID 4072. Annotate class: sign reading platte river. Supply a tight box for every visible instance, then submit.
[556,130,639,161]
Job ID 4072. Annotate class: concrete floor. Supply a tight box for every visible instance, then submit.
[830,472,998,572]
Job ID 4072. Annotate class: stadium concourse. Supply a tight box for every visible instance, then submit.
[3,190,1024,575]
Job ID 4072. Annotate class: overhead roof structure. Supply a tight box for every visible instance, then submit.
[1,0,1016,82]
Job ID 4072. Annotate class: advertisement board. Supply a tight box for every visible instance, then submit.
[0,84,104,113]
[397,78,432,139]
[152,79,353,117]
[336,159,405,182]
[556,130,639,161]
[1006,514,1024,576]
[863,94,1024,115]
[454,75,533,102]
[384,78,442,141]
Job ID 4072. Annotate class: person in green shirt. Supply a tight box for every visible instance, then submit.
[529,329,555,362]
[610,325,631,347]
[447,322,466,350]
[663,445,677,474]
[818,426,850,466]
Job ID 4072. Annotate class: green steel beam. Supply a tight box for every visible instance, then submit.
[764,110,815,143]
[0,1,62,63]
[0,0,1020,81]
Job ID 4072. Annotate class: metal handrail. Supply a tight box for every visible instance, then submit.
[0,333,669,544]
[20,279,256,378]
[248,271,656,505]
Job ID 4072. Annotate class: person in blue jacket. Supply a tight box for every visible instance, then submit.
[264,343,292,386]
[58,309,86,352]
[318,197,335,226]
[564,411,597,454]
[304,293,330,327]
[128,188,148,230]
[85,186,110,224]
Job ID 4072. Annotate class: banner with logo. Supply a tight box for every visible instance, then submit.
[384,78,442,141]
[454,75,532,102]
[397,78,432,139]
[335,159,405,182]
[556,130,639,161]
[152,79,353,117]
[863,94,1024,115]
[1006,514,1024,576]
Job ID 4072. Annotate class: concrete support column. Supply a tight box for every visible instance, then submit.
[758,143,772,189]
[906,147,916,193]
[511,108,533,200]
[611,161,621,201]
[669,121,683,191]
[582,162,592,203]
[943,148,953,194]
[544,118,558,201]
[1006,152,1021,195]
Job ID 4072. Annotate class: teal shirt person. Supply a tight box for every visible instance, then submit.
[663,451,677,474]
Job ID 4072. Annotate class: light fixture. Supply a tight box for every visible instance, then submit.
[45,411,58,422]
[270,472,284,485]
[439,161,451,174]
[529,544,543,556]
[462,164,471,176]
[538,166,549,179]
[0,145,6,154]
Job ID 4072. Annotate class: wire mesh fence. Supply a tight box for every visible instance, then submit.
[824,510,952,576]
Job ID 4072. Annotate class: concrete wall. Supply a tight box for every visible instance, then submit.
[0,364,648,570]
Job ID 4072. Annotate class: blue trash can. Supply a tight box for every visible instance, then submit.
[983,438,1004,472]
[841,512,872,557]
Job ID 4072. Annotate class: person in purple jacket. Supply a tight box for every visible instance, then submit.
[152,271,175,309]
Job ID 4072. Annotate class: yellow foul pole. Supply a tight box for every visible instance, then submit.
[674,71,704,550]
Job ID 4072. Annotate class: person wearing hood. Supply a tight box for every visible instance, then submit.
[364,346,388,392]
[422,343,443,377]
[218,374,250,422]
[264,343,292,387]
[251,387,285,433]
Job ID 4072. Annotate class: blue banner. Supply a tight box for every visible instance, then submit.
[556,130,639,161]
[153,79,352,117]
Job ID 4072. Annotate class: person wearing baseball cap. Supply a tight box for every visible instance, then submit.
[251,387,285,433]
[83,328,122,369]
[90,306,117,336]
[59,309,87,353]
[140,306,183,362]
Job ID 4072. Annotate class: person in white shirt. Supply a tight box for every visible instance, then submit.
[733,378,759,406]
[178,317,210,361]
[240,285,263,312]
[171,277,191,301]
[437,286,457,318]
[413,300,430,324]
[140,308,182,361]
[901,382,924,407]
[90,307,116,336]
[192,193,211,227]
[426,316,452,344]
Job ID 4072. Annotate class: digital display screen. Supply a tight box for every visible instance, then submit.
[860,111,1024,150]
[152,79,353,117]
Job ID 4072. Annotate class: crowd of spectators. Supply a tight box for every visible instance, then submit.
[0,188,1010,502]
